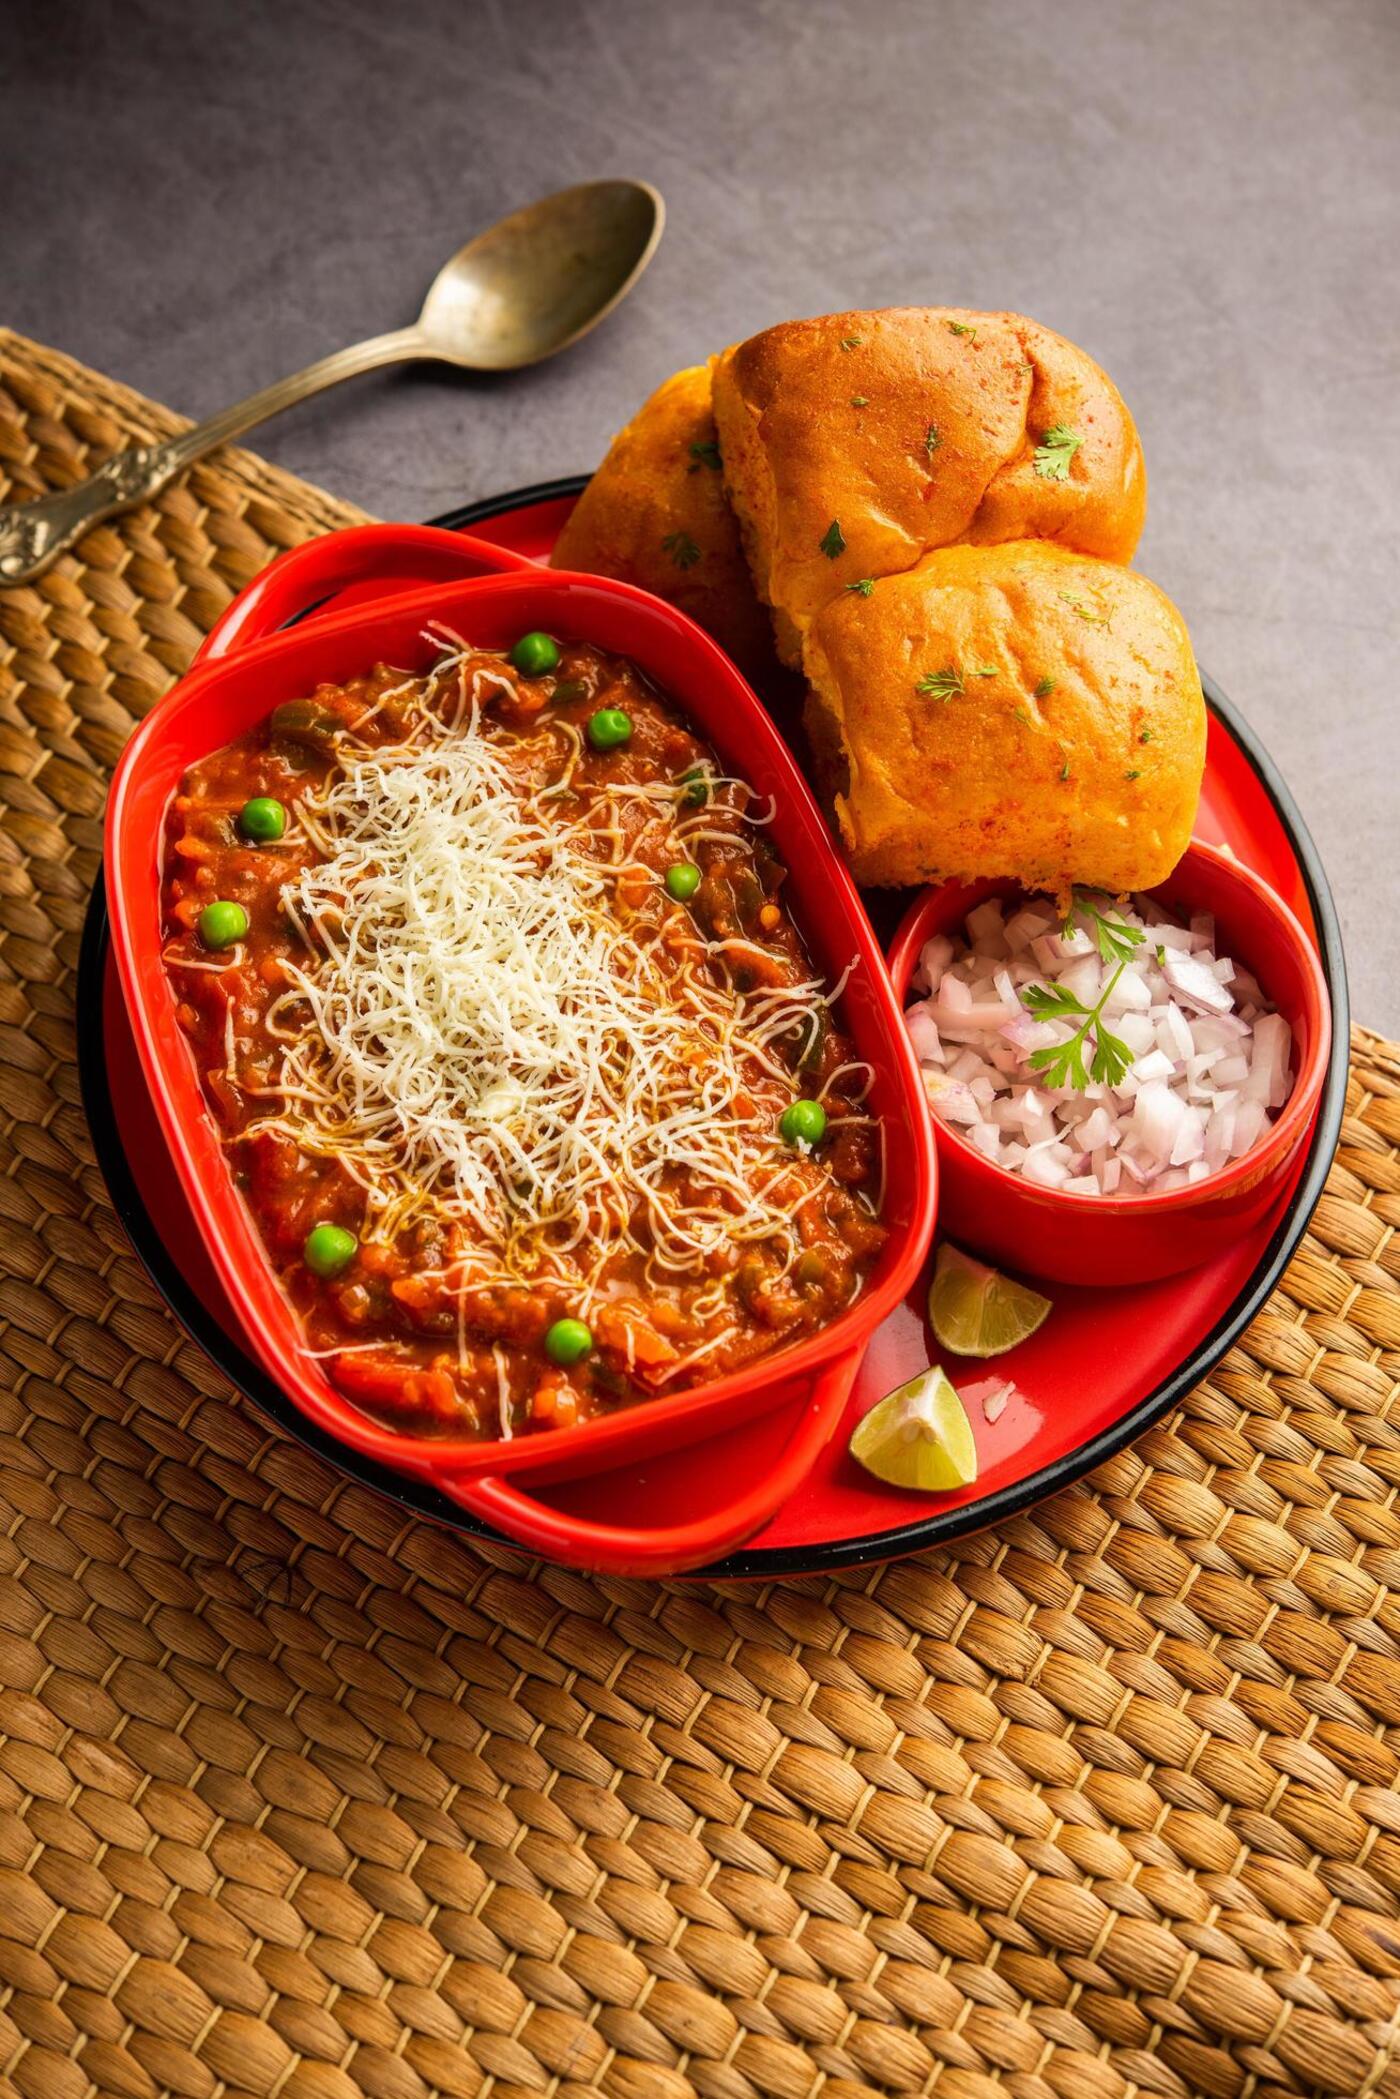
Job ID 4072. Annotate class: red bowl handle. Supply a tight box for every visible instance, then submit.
[195,524,535,665]
[436,1357,860,1577]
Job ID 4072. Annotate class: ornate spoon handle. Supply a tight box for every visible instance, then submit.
[0,326,425,585]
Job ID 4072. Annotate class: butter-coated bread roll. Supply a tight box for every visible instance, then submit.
[803,541,1204,892]
[552,360,776,682]
[713,308,1146,665]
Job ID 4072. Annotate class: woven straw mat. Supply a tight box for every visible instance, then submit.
[1,329,1399,2099]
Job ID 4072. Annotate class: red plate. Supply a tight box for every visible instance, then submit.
[79,480,1348,1578]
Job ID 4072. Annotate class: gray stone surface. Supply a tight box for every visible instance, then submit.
[6,0,1396,1024]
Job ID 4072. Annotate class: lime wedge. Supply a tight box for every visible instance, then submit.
[849,1365,979,1492]
[928,1242,1051,1357]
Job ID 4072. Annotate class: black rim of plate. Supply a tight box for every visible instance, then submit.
[78,477,1351,1578]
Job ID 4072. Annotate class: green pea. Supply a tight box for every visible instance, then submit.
[664,863,701,902]
[509,630,561,676]
[779,1098,828,1149]
[587,708,633,751]
[238,795,287,843]
[679,764,711,807]
[545,1317,593,1366]
[304,1223,358,1278]
[197,900,248,950]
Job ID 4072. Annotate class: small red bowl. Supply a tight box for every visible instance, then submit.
[886,841,1330,1286]
[106,525,937,1573]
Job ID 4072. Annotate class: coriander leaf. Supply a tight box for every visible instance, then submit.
[1034,675,1057,699]
[845,577,875,596]
[1139,726,1154,743]
[819,518,846,559]
[1033,425,1084,481]
[1026,961,1127,1093]
[1058,590,1108,626]
[1059,759,1071,781]
[947,321,976,338]
[924,422,941,455]
[1124,768,1141,780]
[971,664,996,677]
[850,394,869,407]
[687,438,721,470]
[1090,1024,1134,1089]
[915,667,964,702]
[550,679,588,704]
[1023,980,1089,1021]
[1063,889,1145,965]
[662,531,702,571]
[1096,919,1143,965]
[1030,1035,1089,1091]
[840,335,864,350]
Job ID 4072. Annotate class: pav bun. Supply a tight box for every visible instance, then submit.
[713,309,1146,666]
[803,541,1203,892]
[551,360,776,682]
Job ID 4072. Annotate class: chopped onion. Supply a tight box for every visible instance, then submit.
[1022,1149,1071,1189]
[1006,906,1053,952]
[923,1071,979,1123]
[1001,1011,1059,1055]
[960,1375,1018,1424]
[1103,967,1152,1015]
[914,933,955,992]
[1074,1106,1117,1153]
[1059,955,1103,1007]
[1114,1011,1157,1058]
[1160,1003,1194,1062]
[906,1008,944,1065]
[1231,1097,1269,1155]
[1164,951,1233,1015]
[904,887,1294,1199]
[935,997,1025,1033]
[1247,1012,1292,1108]
[1170,1105,1207,1166]
[1132,1080,1186,1160]
[966,898,1008,947]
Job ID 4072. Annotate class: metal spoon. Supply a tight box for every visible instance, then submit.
[0,178,664,585]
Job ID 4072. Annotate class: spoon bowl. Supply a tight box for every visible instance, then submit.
[416,179,665,370]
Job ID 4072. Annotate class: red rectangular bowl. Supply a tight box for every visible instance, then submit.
[104,529,937,1570]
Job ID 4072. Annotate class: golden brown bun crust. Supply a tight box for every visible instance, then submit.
[551,361,777,684]
[712,309,1146,666]
[804,541,1203,892]
[959,317,1147,562]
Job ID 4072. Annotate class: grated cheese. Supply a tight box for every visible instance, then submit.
[251,654,860,1306]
